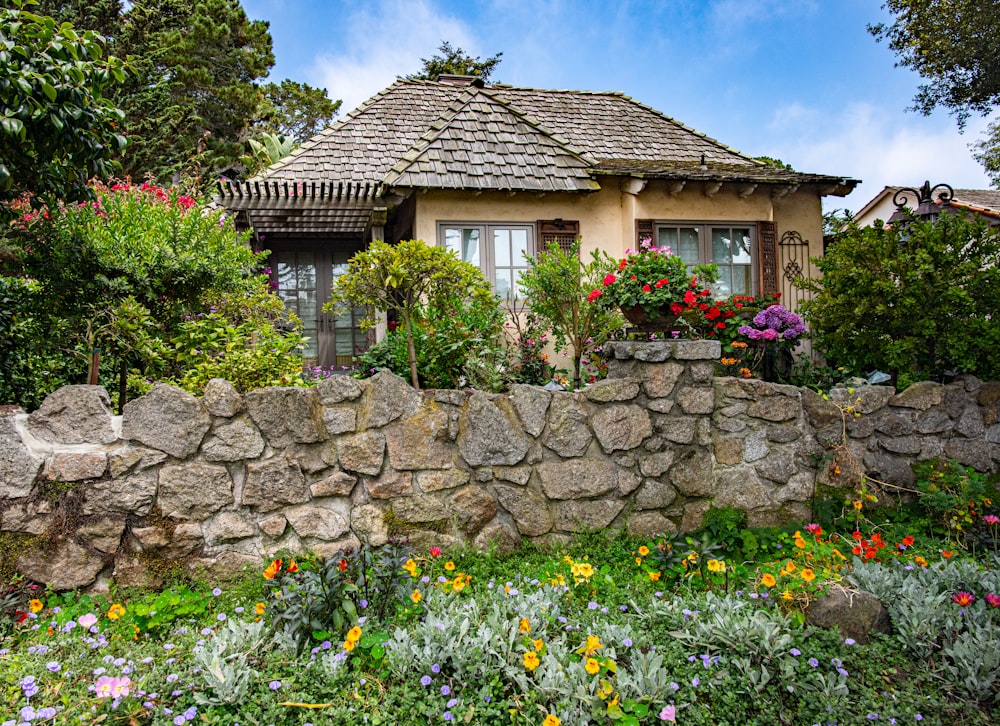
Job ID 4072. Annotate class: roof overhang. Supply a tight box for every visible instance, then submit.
[216,179,387,236]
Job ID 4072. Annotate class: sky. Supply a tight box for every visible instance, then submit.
[241,0,995,212]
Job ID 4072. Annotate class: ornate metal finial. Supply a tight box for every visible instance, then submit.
[891,180,954,220]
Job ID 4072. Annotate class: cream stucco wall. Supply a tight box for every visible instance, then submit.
[413,176,827,304]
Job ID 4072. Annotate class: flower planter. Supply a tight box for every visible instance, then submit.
[620,305,680,332]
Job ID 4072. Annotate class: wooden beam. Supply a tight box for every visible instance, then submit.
[704,181,723,198]
[737,183,757,199]
[667,180,685,196]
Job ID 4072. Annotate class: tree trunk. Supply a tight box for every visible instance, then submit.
[402,308,420,389]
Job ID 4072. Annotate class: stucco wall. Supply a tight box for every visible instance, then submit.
[3,341,997,592]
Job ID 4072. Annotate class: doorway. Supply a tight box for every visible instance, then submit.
[269,243,370,369]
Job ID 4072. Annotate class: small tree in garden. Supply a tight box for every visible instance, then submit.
[798,212,1000,387]
[328,240,498,389]
[518,240,623,389]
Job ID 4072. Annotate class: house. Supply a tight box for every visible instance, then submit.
[217,76,858,367]
[852,184,1000,228]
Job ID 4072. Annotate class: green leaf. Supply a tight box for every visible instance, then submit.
[40,80,56,101]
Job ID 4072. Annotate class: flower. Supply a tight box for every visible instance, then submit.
[429,546,442,557]
[532,638,544,651]
[707,559,726,574]
[659,704,676,722]
[519,618,531,633]
[263,559,282,580]
[800,568,816,583]
[107,603,126,620]
[523,651,540,671]
[444,561,456,571]
[984,514,1000,525]
[287,560,299,573]
[94,675,116,698]
[584,657,600,675]
[952,591,975,607]
[410,590,422,605]
[761,573,777,588]
[421,675,432,686]
[269,680,282,690]
[582,635,603,657]
[402,559,418,577]
[648,570,661,582]
[543,715,561,726]
[738,304,806,346]
[985,593,1000,608]
[28,599,43,613]
[347,626,362,643]
[78,612,98,628]
[591,243,716,319]
[255,602,266,615]
[638,545,650,557]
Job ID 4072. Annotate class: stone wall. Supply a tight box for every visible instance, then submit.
[2,340,998,591]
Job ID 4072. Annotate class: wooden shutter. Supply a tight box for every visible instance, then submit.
[758,221,778,294]
[537,220,580,256]
[636,219,654,249]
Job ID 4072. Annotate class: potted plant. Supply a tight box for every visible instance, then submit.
[737,304,807,381]
[587,239,719,331]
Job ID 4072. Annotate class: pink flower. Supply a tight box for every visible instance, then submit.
[985,593,1000,608]
[77,613,98,628]
[429,547,442,558]
[94,675,115,698]
[983,514,1000,525]
[659,704,676,722]
[111,676,132,697]
[952,591,976,607]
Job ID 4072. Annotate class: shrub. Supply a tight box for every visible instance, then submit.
[798,212,1000,386]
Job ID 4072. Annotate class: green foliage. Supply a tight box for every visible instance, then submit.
[330,239,500,389]
[914,459,999,548]
[519,239,623,388]
[253,78,340,143]
[163,284,306,394]
[798,213,1000,385]
[406,40,503,82]
[870,1,1000,184]
[239,132,295,177]
[700,507,747,552]
[0,2,126,208]
[130,586,212,633]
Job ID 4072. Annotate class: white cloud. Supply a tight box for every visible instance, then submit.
[308,0,475,113]
[765,102,994,211]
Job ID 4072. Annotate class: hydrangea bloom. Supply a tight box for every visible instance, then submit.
[738,304,806,343]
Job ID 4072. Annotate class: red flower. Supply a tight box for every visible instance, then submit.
[705,307,721,320]
[588,289,602,303]
[683,290,697,305]
[699,288,712,297]
[952,591,976,607]
[670,302,684,315]
[698,302,709,311]
[851,545,863,556]
[901,536,915,547]
[714,322,726,329]
[642,284,652,293]
[429,547,442,558]
[851,531,864,541]
[287,560,299,573]
[338,559,348,573]
[618,259,627,271]
[603,273,616,287]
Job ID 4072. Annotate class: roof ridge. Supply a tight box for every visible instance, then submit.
[382,87,595,188]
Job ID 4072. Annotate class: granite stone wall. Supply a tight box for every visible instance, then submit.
[2,340,998,591]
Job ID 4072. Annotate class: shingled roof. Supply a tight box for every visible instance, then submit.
[235,78,854,193]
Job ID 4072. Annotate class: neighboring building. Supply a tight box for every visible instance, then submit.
[217,76,858,367]
[852,184,1000,228]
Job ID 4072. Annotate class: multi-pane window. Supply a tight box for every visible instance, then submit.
[655,223,755,297]
[439,223,535,299]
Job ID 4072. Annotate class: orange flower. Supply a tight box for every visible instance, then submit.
[263,558,282,580]
[941,550,954,559]
[287,560,299,573]
[542,715,560,726]
[444,561,456,571]
[343,638,356,652]
[410,589,422,604]
[28,599,43,614]
[519,618,531,633]
[254,602,266,615]
[532,638,544,652]
[648,570,661,582]
[801,568,816,583]
[107,603,126,620]
[638,545,650,557]
[761,573,777,588]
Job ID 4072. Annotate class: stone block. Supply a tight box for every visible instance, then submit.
[316,375,363,404]
[593,404,652,452]
[639,450,676,477]
[122,384,211,458]
[417,469,470,492]
[338,431,386,476]
[626,511,678,539]
[582,379,640,402]
[27,385,116,444]
[537,459,617,499]
[45,452,107,482]
[451,485,498,535]
[0,414,43,499]
[285,504,350,541]
[76,517,125,553]
[205,512,257,545]
[159,462,233,519]
[553,499,626,532]
[18,540,105,590]
[642,361,684,399]
[82,470,157,516]
[243,457,309,511]
[310,471,357,498]
[202,379,243,417]
[889,381,943,410]
[245,387,325,448]
[458,393,529,466]
[364,469,413,499]
[634,478,678,510]
[357,370,420,428]
[201,419,265,461]
[258,514,288,538]
[509,385,551,437]
[493,466,531,485]
[542,395,593,457]
[495,483,553,536]
[385,402,453,470]
[669,450,713,497]
[350,503,389,546]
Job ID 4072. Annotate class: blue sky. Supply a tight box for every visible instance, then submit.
[242,0,995,211]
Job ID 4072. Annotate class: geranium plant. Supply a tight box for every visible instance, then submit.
[588,239,718,322]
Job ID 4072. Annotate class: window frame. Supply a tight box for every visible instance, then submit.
[437,221,536,299]
[652,221,758,297]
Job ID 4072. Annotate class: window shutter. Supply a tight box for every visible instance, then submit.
[758,221,778,294]
[537,220,580,256]
[636,219,654,248]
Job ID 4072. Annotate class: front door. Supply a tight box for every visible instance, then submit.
[270,243,370,369]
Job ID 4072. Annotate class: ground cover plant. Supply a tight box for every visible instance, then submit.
[3,480,1000,726]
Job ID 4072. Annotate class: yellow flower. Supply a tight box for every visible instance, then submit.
[519,617,531,633]
[571,562,594,583]
[853,500,863,511]
[635,557,643,566]
[402,559,418,577]
[532,638,544,652]
[452,575,469,593]
[707,559,726,574]
[583,635,603,657]
[523,651,540,671]
[794,537,807,550]
[801,568,816,583]
[761,573,777,588]
[262,558,282,580]
[444,561,456,571]
[410,589,422,605]
[107,603,125,620]
[648,570,661,582]
[28,599,43,614]
[638,545,650,557]
[782,589,794,601]
[542,715,561,726]
[347,626,363,643]
[255,602,266,615]
[585,657,600,675]
[343,638,356,652]
[783,561,797,574]
[914,555,928,567]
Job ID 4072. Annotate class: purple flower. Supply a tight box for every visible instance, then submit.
[174,716,186,726]
[431,663,441,674]
[444,713,453,721]
[441,685,451,696]
[421,675,432,687]
[46,661,61,672]
[844,638,856,646]
[212,588,222,596]
[447,698,457,708]
[692,677,700,687]
[809,658,819,668]
[269,680,282,690]
[789,648,801,657]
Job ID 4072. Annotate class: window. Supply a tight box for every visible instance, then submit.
[655,223,755,297]
[439,223,535,299]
